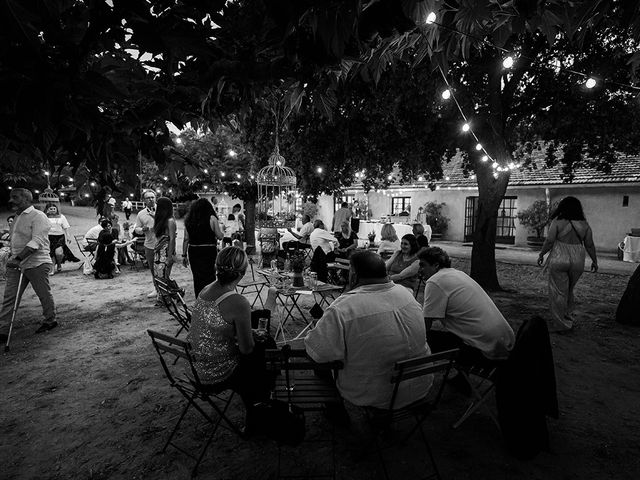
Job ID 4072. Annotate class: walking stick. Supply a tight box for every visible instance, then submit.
[5,269,25,352]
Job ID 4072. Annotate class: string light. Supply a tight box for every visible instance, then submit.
[441,89,451,100]
[492,161,498,168]
[462,123,470,132]
[203,168,208,174]
[163,176,168,181]
[236,173,241,179]
[227,149,237,157]
[482,155,489,162]
[220,171,225,177]
[425,12,437,24]
[175,137,182,145]
[387,175,393,180]
[475,143,482,151]
[316,166,323,173]
[585,77,597,89]
[502,56,514,69]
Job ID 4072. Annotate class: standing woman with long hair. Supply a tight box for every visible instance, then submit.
[153,197,177,281]
[182,198,224,297]
[538,196,598,332]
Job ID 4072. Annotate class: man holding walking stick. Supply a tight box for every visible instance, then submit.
[0,188,57,344]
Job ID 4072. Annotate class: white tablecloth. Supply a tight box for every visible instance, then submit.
[356,222,414,245]
[623,236,640,262]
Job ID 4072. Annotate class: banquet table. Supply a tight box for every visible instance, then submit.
[623,236,640,262]
[356,221,415,246]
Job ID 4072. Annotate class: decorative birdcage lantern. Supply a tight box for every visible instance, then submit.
[256,145,297,228]
[38,187,59,204]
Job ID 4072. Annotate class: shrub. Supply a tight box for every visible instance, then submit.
[423,201,449,235]
[516,200,551,238]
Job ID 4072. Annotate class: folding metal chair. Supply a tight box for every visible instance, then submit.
[366,349,459,480]
[236,256,268,308]
[155,277,191,336]
[130,236,147,270]
[74,235,97,261]
[452,364,500,430]
[148,330,242,478]
[266,346,344,479]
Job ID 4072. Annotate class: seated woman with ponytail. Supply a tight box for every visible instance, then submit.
[188,246,276,430]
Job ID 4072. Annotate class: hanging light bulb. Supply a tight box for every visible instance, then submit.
[481,155,489,162]
[425,12,437,24]
[462,123,470,132]
[387,175,393,181]
[418,176,424,181]
[163,176,168,181]
[445,176,450,181]
[220,171,226,177]
[236,173,241,179]
[227,149,237,157]
[475,143,482,151]
[203,169,208,174]
[471,174,476,179]
[502,56,514,69]
[316,166,323,173]
[492,161,498,169]
[585,77,597,89]
[493,172,499,179]
[203,185,208,190]
[441,89,451,100]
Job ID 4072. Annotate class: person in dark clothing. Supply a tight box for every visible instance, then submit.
[413,223,430,250]
[94,219,117,279]
[183,198,224,298]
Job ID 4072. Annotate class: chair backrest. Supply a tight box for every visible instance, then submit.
[156,277,191,333]
[389,348,459,411]
[148,329,201,385]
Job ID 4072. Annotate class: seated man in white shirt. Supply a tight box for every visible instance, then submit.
[285,214,314,250]
[418,246,515,375]
[305,250,432,410]
[83,218,106,252]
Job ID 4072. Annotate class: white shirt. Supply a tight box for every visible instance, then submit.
[423,268,515,360]
[11,206,52,269]
[134,208,156,249]
[377,239,400,254]
[122,200,132,209]
[84,225,103,242]
[48,214,70,236]
[305,282,432,409]
[309,228,336,255]
[108,197,116,207]
[298,222,314,243]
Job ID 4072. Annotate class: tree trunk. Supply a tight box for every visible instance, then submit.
[470,162,510,291]
[244,199,257,253]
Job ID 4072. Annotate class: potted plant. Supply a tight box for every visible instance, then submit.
[423,201,449,241]
[290,252,306,287]
[516,200,551,250]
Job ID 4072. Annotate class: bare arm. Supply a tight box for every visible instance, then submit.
[182,229,190,266]
[226,296,254,355]
[385,251,399,270]
[210,215,224,240]
[390,259,420,281]
[584,224,598,272]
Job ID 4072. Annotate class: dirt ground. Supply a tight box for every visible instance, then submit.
[1,206,640,480]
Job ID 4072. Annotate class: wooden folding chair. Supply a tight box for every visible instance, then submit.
[366,349,459,480]
[236,256,268,308]
[155,277,191,336]
[266,346,344,479]
[148,330,242,478]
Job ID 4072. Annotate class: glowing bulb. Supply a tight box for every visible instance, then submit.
[69,177,73,181]
[44,171,50,176]
[316,167,323,174]
[441,89,451,100]
[462,123,470,132]
[34,189,40,194]
[250,174,255,179]
[387,175,393,181]
[445,176,450,181]
[493,172,499,179]
[203,169,208,174]
[585,77,596,89]
[236,173,241,179]
[355,172,360,178]
[129,193,134,197]
[168,189,172,193]
[163,176,168,181]
[475,143,482,151]
[203,185,208,190]
[425,12,436,24]
[175,137,182,144]
[492,162,498,169]
[220,172,225,177]
[502,56,514,69]
[482,155,489,162]
[418,176,424,181]
[228,149,237,157]
[90,182,96,187]
[84,193,89,198]
[471,174,476,179]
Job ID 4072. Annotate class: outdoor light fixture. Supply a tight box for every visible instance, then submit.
[585,77,597,89]
[475,143,482,151]
[462,123,470,132]
[34,190,40,194]
[441,89,451,100]
[425,12,436,24]
[129,193,134,197]
[276,160,282,166]
[502,56,514,69]
[482,155,489,162]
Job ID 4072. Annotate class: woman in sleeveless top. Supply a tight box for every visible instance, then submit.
[153,197,177,281]
[188,246,272,423]
[538,197,598,332]
[386,233,421,292]
[183,198,224,297]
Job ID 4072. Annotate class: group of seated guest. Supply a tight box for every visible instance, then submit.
[189,244,514,431]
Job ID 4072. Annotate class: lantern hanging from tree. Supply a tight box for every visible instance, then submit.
[255,146,297,228]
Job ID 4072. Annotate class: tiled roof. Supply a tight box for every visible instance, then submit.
[437,154,640,188]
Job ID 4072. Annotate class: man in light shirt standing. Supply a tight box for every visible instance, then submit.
[134,190,157,297]
[122,197,133,220]
[0,188,56,341]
